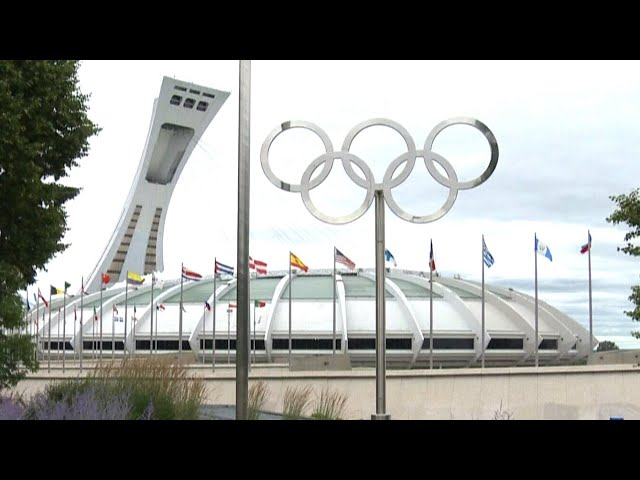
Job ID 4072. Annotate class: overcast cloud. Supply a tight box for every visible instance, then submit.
[25,60,640,347]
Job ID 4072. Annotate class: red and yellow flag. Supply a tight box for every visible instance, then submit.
[290,252,308,272]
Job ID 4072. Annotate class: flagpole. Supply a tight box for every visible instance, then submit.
[227,308,231,365]
[73,306,77,364]
[179,262,184,356]
[154,304,158,355]
[63,281,67,373]
[47,292,51,372]
[73,306,77,363]
[57,308,60,362]
[253,302,256,367]
[213,264,217,372]
[111,303,115,361]
[80,278,84,373]
[92,306,96,361]
[202,303,206,365]
[289,251,292,368]
[100,275,104,367]
[588,230,593,353]
[42,306,45,362]
[333,246,337,356]
[124,271,128,360]
[150,274,154,356]
[429,241,434,371]
[62,287,66,371]
[534,233,539,368]
[481,235,486,369]
[35,292,40,364]
[132,304,136,358]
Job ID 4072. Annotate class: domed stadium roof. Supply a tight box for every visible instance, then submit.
[34,268,596,368]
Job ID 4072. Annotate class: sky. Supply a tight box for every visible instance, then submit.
[26,60,640,349]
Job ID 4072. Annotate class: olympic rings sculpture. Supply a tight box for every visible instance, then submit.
[260,117,499,225]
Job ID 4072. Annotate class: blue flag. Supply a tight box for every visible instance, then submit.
[535,236,553,262]
[384,249,397,267]
[482,237,494,268]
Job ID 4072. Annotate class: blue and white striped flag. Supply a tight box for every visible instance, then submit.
[482,237,494,268]
[215,260,234,275]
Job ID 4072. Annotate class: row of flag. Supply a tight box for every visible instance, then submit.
[28,231,594,310]
[90,302,166,322]
[381,231,593,271]
[384,241,436,271]
[222,300,266,309]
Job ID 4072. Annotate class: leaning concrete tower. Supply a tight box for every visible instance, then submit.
[85,76,230,292]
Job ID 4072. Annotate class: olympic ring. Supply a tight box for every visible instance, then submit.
[260,117,498,225]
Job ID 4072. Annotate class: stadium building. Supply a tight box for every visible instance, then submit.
[31,76,596,368]
[34,268,595,367]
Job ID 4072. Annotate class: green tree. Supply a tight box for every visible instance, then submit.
[596,340,620,352]
[607,188,640,339]
[0,60,99,389]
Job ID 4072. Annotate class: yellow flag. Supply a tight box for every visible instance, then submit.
[290,252,308,272]
[127,271,144,286]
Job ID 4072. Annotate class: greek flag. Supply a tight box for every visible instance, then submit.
[482,237,494,268]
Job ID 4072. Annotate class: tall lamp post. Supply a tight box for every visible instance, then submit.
[260,117,498,420]
[236,60,251,420]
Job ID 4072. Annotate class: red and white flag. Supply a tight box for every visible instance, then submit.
[249,256,268,275]
[182,266,202,281]
[38,288,49,308]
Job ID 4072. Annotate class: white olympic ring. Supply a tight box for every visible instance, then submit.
[260,117,498,225]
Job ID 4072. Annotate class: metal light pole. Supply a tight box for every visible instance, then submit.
[236,59,251,421]
[261,117,499,420]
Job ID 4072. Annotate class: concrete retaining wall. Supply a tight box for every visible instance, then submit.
[11,362,640,419]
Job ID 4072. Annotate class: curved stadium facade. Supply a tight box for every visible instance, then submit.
[34,268,596,368]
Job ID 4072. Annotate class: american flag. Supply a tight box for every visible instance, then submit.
[335,248,356,270]
[249,256,268,275]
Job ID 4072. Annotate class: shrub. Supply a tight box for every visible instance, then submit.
[282,385,313,420]
[248,381,270,420]
[311,386,348,420]
[91,357,207,420]
[22,383,131,420]
[0,393,25,420]
[20,357,206,420]
[38,378,93,404]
